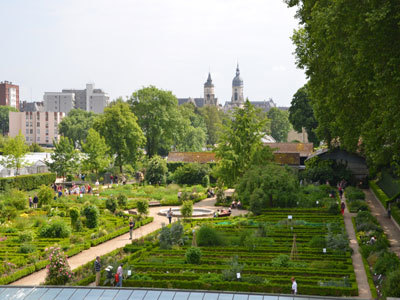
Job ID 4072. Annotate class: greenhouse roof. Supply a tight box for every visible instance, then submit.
[0,286,366,300]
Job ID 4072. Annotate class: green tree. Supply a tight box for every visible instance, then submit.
[0,106,18,135]
[58,109,96,148]
[288,85,320,146]
[136,199,149,218]
[94,100,145,173]
[38,185,54,208]
[175,126,206,152]
[145,155,167,185]
[81,128,110,176]
[236,164,299,215]
[1,132,29,175]
[199,105,225,146]
[215,100,274,186]
[129,86,183,157]
[180,200,193,220]
[46,137,78,180]
[267,107,291,142]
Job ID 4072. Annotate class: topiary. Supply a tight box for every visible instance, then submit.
[82,205,99,228]
[136,199,149,218]
[145,155,167,185]
[202,175,210,187]
[117,194,128,208]
[185,247,202,264]
[106,196,117,213]
[180,200,193,219]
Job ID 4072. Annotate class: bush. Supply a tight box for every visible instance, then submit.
[19,244,36,254]
[170,221,185,246]
[69,207,79,225]
[180,201,193,219]
[18,231,34,243]
[308,236,326,248]
[82,205,99,228]
[172,163,210,185]
[0,173,56,191]
[159,226,172,249]
[44,247,72,285]
[117,194,128,207]
[106,196,117,213]
[222,256,244,281]
[145,155,167,185]
[196,225,224,246]
[328,202,340,215]
[6,189,27,210]
[38,185,54,208]
[39,219,71,238]
[185,247,202,264]
[383,269,400,298]
[271,254,290,267]
[345,186,365,201]
[373,251,400,275]
[136,199,149,217]
[202,175,210,187]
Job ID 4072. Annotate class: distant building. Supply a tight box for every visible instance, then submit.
[264,142,314,166]
[0,81,19,108]
[9,111,64,146]
[20,101,45,112]
[287,128,309,143]
[167,152,216,164]
[43,83,109,114]
[178,73,218,108]
[63,83,109,113]
[0,152,52,177]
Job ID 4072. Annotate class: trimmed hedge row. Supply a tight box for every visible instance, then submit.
[0,173,56,191]
[370,181,400,227]
[102,279,357,296]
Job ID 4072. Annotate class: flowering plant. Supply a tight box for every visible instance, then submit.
[44,247,73,285]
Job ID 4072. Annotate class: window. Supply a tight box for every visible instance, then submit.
[46,129,49,134]
[30,129,33,134]
[37,122,40,127]
[26,129,29,134]
[54,130,58,135]
[26,122,29,127]
[26,137,29,142]
[45,123,48,128]
[37,129,40,134]
[37,137,40,142]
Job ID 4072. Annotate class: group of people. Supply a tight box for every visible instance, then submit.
[207,188,215,198]
[51,183,95,197]
[95,256,124,287]
[28,195,39,208]
[230,200,242,209]
[213,208,231,217]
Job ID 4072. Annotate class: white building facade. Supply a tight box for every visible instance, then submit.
[63,83,109,113]
[43,92,75,114]
[9,111,64,146]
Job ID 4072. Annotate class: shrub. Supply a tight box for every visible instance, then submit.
[172,163,210,185]
[308,236,326,248]
[383,269,400,298]
[19,244,36,254]
[222,256,244,281]
[145,155,167,185]
[69,207,79,225]
[106,196,117,213]
[6,189,27,210]
[170,221,185,246]
[39,219,71,238]
[271,254,290,267]
[345,186,365,201]
[196,225,224,246]
[18,231,34,243]
[44,247,72,285]
[199,273,222,284]
[185,247,202,264]
[38,185,54,208]
[180,201,193,219]
[202,175,210,187]
[136,199,149,217]
[82,205,99,228]
[159,226,172,249]
[328,202,340,215]
[0,173,56,191]
[117,194,128,207]
[373,251,400,275]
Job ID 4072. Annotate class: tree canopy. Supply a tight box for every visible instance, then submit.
[286,0,400,175]
[288,85,319,146]
[94,100,145,173]
[215,100,274,186]
[1,132,29,175]
[267,107,291,142]
[58,109,97,148]
[46,136,78,179]
[129,86,183,157]
[81,128,110,175]
[0,106,18,135]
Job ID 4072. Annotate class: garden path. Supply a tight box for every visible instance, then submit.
[343,197,372,299]
[366,189,400,258]
[11,195,247,286]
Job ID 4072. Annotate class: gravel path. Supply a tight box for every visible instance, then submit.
[11,195,247,286]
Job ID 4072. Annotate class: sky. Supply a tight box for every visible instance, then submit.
[0,0,306,107]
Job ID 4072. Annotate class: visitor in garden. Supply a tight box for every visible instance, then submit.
[338,187,343,199]
[116,263,123,287]
[167,208,173,224]
[129,217,135,239]
[231,200,237,209]
[237,201,242,209]
[341,201,346,215]
[178,190,182,200]
[33,195,38,209]
[291,277,297,295]
[28,196,33,208]
[94,256,101,286]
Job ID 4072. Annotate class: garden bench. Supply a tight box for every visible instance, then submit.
[148,201,161,207]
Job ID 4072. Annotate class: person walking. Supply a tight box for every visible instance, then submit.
[94,256,101,286]
[291,277,297,295]
[33,195,38,209]
[129,218,135,240]
[116,263,123,287]
[341,201,346,215]
[167,208,172,224]
[28,196,33,208]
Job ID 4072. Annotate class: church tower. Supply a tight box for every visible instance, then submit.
[204,72,217,106]
[231,64,244,106]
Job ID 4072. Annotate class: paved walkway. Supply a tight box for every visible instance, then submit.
[11,196,246,286]
[342,197,372,299]
[365,189,400,258]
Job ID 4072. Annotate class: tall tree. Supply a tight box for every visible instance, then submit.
[46,136,78,180]
[58,109,96,148]
[0,106,18,135]
[288,85,319,146]
[199,105,225,146]
[1,132,29,175]
[215,100,274,186]
[81,128,110,176]
[267,107,291,142]
[129,86,182,157]
[94,100,145,173]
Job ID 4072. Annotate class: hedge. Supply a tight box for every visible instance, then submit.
[167,162,217,173]
[0,173,56,191]
[370,181,400,227]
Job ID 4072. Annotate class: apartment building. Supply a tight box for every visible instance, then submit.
[9,111,64,146]
[43,92,75,114]
[0,81,19,108]
[62,83,109,114]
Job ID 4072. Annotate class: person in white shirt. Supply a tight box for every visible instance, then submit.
[116,263,123,287]
[291,277,297,295]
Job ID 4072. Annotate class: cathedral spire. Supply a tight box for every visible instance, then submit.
[236,63,240,76]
